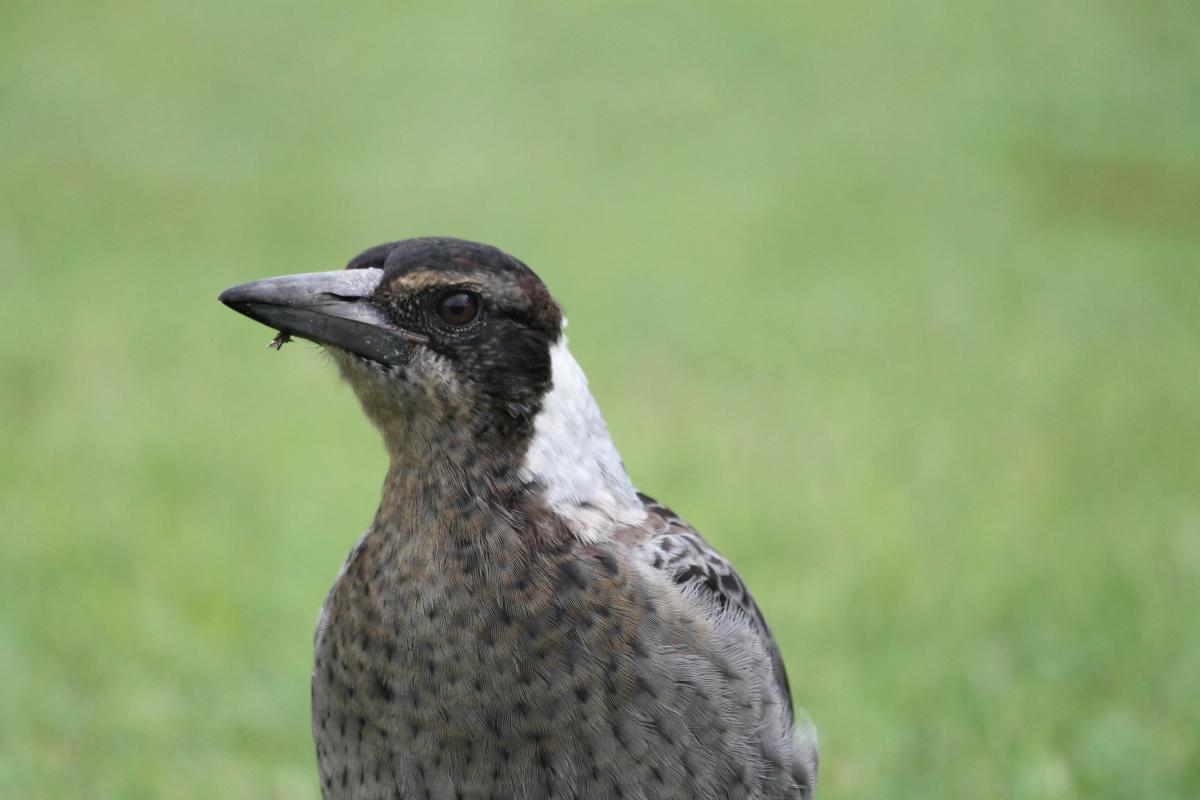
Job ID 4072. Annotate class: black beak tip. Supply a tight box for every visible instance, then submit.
[218,284,249,308]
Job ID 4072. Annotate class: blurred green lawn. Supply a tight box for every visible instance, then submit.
[2,1,1198,797]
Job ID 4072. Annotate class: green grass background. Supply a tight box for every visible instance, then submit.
[2,1,1198,797]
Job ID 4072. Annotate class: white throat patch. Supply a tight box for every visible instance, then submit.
[520,336,646,541]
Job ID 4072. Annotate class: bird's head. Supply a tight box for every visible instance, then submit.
[222,237,643,536]
[220,238,566,458]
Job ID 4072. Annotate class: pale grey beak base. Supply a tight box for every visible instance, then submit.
[219,268,419,366]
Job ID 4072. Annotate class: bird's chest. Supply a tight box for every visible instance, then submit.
[312,534,507,727]
[309,530,649,798]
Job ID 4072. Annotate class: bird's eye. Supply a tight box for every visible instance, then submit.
[436,291,480,326]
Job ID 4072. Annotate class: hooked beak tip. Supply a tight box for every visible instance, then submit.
[218,284,250,308]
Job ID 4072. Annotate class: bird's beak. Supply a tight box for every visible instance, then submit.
[219,268,424,366]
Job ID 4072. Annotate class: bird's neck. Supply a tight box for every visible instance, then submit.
[376,423,529,531]
[374,338,645,542]
[516,337,645,542]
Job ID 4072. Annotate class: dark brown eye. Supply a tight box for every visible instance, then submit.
[437,291,479,326]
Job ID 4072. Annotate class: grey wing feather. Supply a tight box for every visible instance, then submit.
[630,491,795,721]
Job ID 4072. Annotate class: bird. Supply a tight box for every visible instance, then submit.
[219,237,817,800]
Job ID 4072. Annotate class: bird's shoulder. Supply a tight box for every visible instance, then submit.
[613,491,794,719]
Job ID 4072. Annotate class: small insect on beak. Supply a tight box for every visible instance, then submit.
[267,331,292,351]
